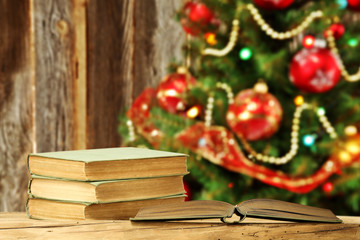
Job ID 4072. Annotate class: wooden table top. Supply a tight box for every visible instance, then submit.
[1,212,359,239]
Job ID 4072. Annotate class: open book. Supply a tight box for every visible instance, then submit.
[131,199,342,223]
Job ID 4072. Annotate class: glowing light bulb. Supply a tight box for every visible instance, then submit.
[205,32,217,45]
[348,38,358,47]
[344,125,357,136]
[294,95,304,106]
[303,134,316,146]
[345,142,360,154]
[339,151,351,163]
[187,106,201,118]
[239,48,252,60]
[302,35,315,49]
[336,0,347,9]
[317,107,326,116]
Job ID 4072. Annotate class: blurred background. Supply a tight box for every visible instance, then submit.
[1,0,360,215]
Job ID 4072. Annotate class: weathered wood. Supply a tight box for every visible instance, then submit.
[133,0,185,96]
[87,0,135,149]
[73,0,87,150]
[0,213,359,240]
[33,0,76,153]
[87,0,184,149]
[0,0,32,212]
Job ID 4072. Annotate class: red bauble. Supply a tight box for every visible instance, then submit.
[324,23,345,39]
[253,0,294,10]
[180,2,219,36]
[348,0,360,11]
[156,73,196,114]
[289,48,341,93]
[322,182,334,193]
[184,181,191,201]
[226,89,283,141]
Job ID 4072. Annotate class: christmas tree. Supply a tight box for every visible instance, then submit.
[120,0,360,215]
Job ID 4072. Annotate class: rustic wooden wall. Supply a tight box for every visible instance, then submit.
[87,0,184,149]
[0,0,33,212]
[0,0,184,211]
[33,0,77,153]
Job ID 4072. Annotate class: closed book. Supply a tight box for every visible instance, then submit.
[27,147,187,181]
[28,174,186,203]
[27,195,186,220]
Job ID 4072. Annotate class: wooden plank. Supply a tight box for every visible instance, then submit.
[86,0,135,149]
[133,0,185,96]
[0,0,32,212]
[33,0,76,153]
[87,0,184,149]
[73,0,87,150]
[0,213,359,240]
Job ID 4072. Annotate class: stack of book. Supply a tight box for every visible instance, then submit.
[26,147,188,220]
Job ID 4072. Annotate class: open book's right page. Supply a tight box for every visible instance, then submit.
[236,199,342,223]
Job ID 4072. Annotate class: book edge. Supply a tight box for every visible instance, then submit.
[28,147,188,163]
[27,193,187,205]
[29,172,189,183]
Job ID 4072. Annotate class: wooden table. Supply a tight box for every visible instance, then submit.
[1,213,359,239]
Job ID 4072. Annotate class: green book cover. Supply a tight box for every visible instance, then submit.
[28,147,187,163]
[27,147,188,181]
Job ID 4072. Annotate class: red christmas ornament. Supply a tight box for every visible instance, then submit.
[184,181,191,201]
[180,2,220,36]
[289,48,341,93]
[253,0,294,10]
[156,73,196,114]
[322,182,334,193]
[348,0,360,11]
[226,88,283,141]
[324,23,345,39]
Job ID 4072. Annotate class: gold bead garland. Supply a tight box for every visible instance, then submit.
[205,95,215,127]
[246,103,337,165]
[205,83,235,127]
[245,103,310,165]
[216,82,234,104]
[325,30,360,82]
[316,107,337,139]
[202,19,240,57]
[247,4,323,40]
[202,4,324,57]
[205,82,337,165]
[126,119,136,142]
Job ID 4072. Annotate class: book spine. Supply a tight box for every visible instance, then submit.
[25,198,32,219]
[27,154,31,175]
[27,178,33,198]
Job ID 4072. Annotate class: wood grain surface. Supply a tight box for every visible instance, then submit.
[33,0,76,153]
[0,213,359,240]
[86,0,135,149]
[0,0,32,212]
[87,0,184,149]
